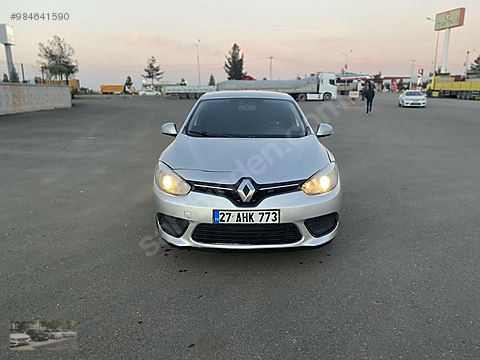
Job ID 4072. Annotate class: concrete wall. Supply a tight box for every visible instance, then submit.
[0,83,71,116]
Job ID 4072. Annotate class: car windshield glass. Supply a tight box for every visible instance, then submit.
[405,91,423,96]
[185,98,308,138]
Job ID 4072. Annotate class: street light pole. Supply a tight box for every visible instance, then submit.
[269,56,273,80]
[195,39,201,86]
[409,59,416,89]
[462,49,475,76]
[341,50,353,72]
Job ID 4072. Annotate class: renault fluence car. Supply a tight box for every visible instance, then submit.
[153,91,341,249]
[398,90,427,108]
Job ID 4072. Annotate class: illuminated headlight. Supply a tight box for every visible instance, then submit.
[154,162,191,196]
[302,163,339,195]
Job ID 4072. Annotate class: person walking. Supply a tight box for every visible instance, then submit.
[365,85,375,115]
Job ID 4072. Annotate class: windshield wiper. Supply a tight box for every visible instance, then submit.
[188,130,233,138]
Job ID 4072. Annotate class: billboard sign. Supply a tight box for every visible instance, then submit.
[434,8,466,31]
[0,24,15,45]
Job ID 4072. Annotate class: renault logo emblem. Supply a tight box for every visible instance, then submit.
[237,179,256,202]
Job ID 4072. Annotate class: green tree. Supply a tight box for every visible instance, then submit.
[11,321,33,331]
[470,54,480,72]
[38,35,79,83]
[142,56,164,85]
[10,67,20,83]
[397,78,404,90]
[2,73,9,82]
[208,74,215,86]
[373,71,382,85]
[124,75,133,93]
[223,43,245,80]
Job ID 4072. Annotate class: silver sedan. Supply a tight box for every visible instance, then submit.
[153,91,341,249]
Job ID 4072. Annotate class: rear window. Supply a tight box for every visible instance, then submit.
[185,98,308,138]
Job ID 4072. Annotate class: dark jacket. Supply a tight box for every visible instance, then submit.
[365,88,375,100]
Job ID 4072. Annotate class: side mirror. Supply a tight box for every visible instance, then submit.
[162,122,178,137]
[316,123,333,138]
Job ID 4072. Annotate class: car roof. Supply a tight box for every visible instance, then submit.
[200,90,293,101]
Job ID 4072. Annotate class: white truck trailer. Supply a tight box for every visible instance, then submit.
[163,85,216,99]
[163,72,337,101]
[216,72,337,101]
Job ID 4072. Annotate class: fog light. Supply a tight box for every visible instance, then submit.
[304,213,338,237]
[157,213,189,238]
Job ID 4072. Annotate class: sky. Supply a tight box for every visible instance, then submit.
[1,0,479,89]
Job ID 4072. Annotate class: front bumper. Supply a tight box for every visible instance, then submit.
[153,179,341,249]
[10,340,30,347]
[404,101,426,107]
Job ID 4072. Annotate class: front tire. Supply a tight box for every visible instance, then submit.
[323,92,332,101]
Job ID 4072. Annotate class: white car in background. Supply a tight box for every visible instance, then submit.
[60,329,76,337]
[139,88,161,96]
[10,332,31,347]
[44,329,64,339]
[399,90,427,108]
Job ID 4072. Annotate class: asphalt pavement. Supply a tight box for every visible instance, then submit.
[1,94,479,359]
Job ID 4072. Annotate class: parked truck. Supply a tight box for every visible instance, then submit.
[426,73,480,100]
[163,85,216,99]
[100,85,136,94]
[35,79,79,99]
[163,72,337,101]
[217,72,337,101]
[336,74,370,95]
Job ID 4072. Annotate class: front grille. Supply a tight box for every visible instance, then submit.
[191,223,302,245]
[190,178,303,207]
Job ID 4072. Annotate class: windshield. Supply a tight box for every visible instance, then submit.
[185,98,308,138]
[405,91,423,96]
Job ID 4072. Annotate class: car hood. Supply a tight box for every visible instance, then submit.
[160,133,332,184]
[10,333,29,340]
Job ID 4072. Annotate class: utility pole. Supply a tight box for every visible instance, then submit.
[269,56,273,80]
[20,63,25,83]
[409,59,416,89]
[462,49,475,76]
[195,39,201,86]
[464,51,470,76]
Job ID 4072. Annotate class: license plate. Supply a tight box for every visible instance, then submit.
[213,210,280,224]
